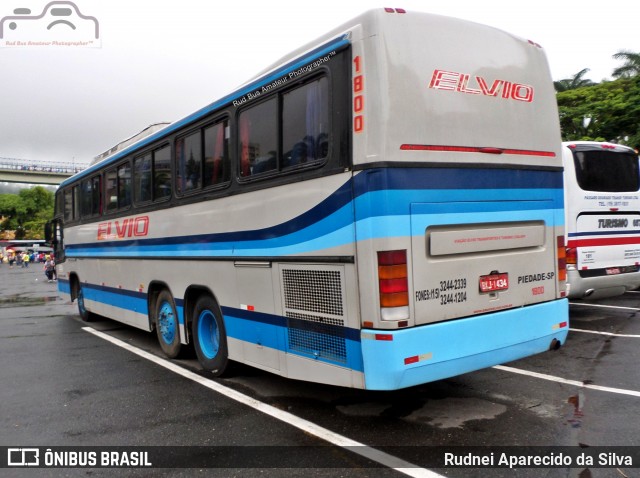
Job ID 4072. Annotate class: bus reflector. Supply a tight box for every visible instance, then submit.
[375,334,394,341]
[557,236,567,281]
[553,321,568,330]
[378,250,409,321]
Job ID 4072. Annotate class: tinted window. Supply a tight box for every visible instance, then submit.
[72,186,81,220]
[154,145,172,200]
[117,163,131,208]
[92,176,101,215]
[573,150,640,192]
[239,98,278,177]
[105,168,117,212]
[282,77,329,167]
[134,153,152,203]
[238,76,329,179]
[176,131,202,193]
[203,121,229,187]
[64,189,73,221]
[80,178,93,217]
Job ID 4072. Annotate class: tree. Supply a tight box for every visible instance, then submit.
[554,68,595,92]
[555,76,640,147]
[0,186,54,239]
[612,50,640,78]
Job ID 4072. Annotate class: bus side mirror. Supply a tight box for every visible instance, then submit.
[44,222,53,242]
[44,221,57,247]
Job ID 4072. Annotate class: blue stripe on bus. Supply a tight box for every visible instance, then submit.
[57,277,364,371]
[222,307,363,371]
[352,167,564,195]
[60,35,352,188]
[65,168,564,258]
[76,282,151,317]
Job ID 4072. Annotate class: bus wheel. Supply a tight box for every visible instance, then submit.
[154,289,182,358]
[192,295,229,376]
[74,281,92,322]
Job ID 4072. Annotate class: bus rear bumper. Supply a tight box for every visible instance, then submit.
[361,299,569,390]
[567,269,640,300]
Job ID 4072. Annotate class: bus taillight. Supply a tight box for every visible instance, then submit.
[377,250,409,321]
[557,236,567,281]
[565,246,577,268]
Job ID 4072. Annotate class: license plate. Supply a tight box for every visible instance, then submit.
[479,273,509,293]
[606,268,621,275]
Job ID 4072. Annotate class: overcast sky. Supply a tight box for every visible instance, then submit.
[0,0,637,168]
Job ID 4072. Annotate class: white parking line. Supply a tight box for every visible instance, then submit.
[83,327,442,478]
[569,302,640,312]
[570,328,640,338]
[494,365,640,398]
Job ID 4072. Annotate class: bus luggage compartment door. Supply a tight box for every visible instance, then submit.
[410,201,557,326]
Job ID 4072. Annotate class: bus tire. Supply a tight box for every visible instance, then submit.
[192,295,229,376]
[154,289,182,359]
[74,281,92,322]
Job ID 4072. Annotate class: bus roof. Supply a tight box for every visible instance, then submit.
[61,8,559,187]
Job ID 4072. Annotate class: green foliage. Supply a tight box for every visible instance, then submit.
[554,68,595,92]
[555,76,640,147]
[612,50,640,78]
[0,186,55,239]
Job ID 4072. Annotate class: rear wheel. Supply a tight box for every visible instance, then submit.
[73,280,92,322]
[192,295,229,376]
[154,289,182,358]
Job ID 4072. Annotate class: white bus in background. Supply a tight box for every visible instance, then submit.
[49,8,569,391]
[563,141,640,299]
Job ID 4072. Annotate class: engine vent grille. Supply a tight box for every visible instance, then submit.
[282,268,343,316]
[281,266,347,364]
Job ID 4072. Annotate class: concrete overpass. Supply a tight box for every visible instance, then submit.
[0,157,86,186]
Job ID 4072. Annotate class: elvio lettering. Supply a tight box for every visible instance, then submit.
[97,216,149,240]
[429,69,534,102]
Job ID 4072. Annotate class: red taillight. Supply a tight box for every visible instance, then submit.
[378,250,407,266]
[377,250,409,320]
[557,236,567,281]
[379,278,408,294]
[565,247,577,266]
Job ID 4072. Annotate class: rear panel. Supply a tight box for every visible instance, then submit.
[352,10,565,328]
[563,142,640,299]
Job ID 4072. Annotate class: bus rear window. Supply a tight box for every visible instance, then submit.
[573,150,640,192]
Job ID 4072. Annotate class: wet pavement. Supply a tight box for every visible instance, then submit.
[1,264,639,477]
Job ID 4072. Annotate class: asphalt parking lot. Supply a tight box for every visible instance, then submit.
[1,265,639,477]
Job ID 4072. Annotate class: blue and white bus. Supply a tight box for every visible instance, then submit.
[49,8,568,390]
[563,141,640,299]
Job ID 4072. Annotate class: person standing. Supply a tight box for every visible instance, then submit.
[44,256,55,282]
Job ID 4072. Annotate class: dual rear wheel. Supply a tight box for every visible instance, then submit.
[153,290,229,376]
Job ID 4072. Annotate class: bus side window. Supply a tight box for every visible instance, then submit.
[282,77,329,168]
[203,120,229,187]
[153,145,172,200]
[239,98,278,177]
[64,189,73,221]
[105,168,118,212]
[176,131,202,194]
[134,153,152,203]
[117,162,131,208]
